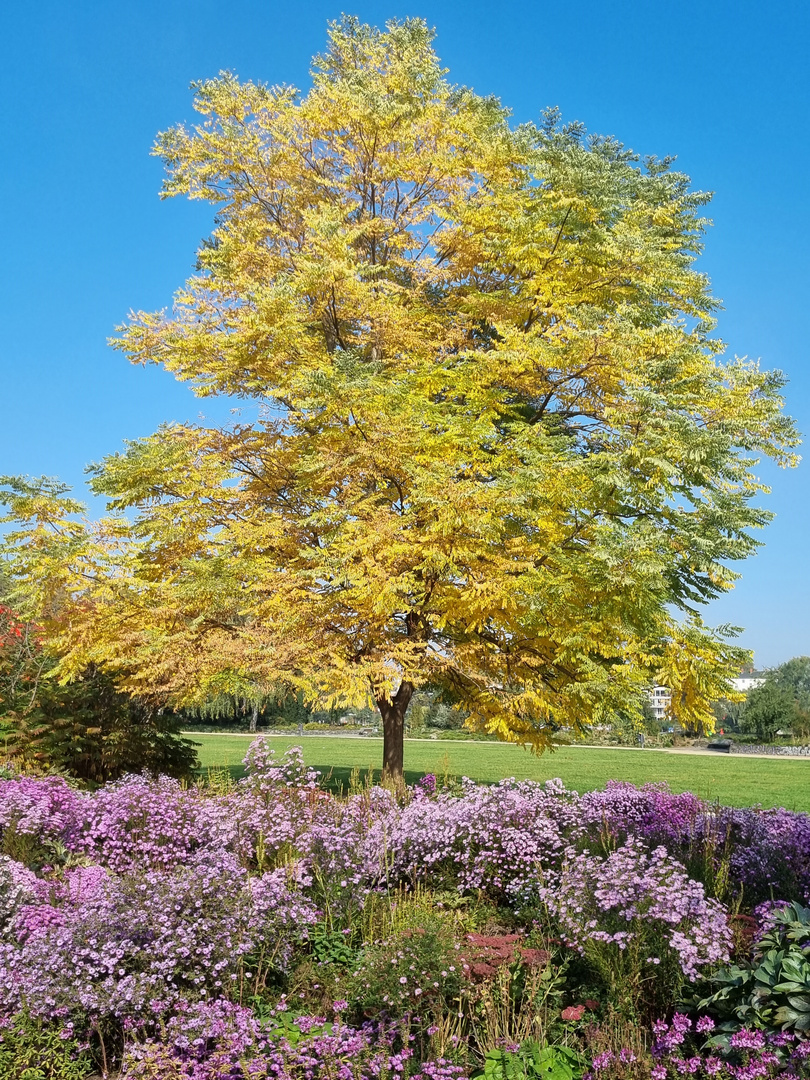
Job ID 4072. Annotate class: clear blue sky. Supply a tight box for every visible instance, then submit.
[1,0,808,667]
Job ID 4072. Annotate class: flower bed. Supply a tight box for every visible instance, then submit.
[0,744,808,1078]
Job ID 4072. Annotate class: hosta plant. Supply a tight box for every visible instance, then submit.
[696,902,810,1035]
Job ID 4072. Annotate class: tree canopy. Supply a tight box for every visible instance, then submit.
[740,682,800,743]
[767,656,810,712]
[0,17,798,776]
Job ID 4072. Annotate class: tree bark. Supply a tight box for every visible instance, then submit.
[249,702,259,733]
[377,680,414,780]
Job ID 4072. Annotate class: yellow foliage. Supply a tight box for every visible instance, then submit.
[0,18,798,772]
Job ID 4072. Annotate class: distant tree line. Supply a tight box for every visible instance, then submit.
[185,687,468,733]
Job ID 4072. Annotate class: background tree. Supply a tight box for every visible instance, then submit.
[737,658,810,741]
[740,681,798,743]
[0,17,797,777]
[711,697,746,732]
[768,657,810,712]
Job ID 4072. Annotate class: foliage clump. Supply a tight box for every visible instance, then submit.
[0,601,197,783]
[697,902,810,1036]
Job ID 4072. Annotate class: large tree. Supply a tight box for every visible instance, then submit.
[0,18,797,776]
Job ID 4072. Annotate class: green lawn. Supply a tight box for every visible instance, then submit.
[190,733,810,811]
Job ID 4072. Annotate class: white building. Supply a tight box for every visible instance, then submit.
[730,675,766,693]
[648,685,672,722]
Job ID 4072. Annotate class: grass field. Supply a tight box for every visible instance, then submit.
[190,733,810,811]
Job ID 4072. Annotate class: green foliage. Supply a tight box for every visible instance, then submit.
[0,1012,93,1080]
[468,953,570,1054]
[350,912,463,1019]
[1,666,197,784]
[728,659,810,743]
[757,658,810,740]
[740,682,799,743]
[187,684,324,732]
[426,704,467,731]
[600,697,662,744]
[407,692,468,732]
[476,1041,584,1080]
[259,1011,337,1049]
[275,690,315,729]
[310,925,359,968]
[1,816,56,870]
[0,601,197,782]
[639,698,662,736]
[712,697,746,732]
[768,658,810,711]
[697,903,810,1035]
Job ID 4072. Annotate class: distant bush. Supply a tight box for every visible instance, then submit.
[0,605,196,782]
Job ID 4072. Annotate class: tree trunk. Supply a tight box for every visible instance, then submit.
[249,702,259,733]
[377,680,414,780]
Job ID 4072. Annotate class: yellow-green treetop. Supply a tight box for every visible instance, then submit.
[1,18,799,775]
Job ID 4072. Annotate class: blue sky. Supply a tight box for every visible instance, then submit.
[1,0,808,666]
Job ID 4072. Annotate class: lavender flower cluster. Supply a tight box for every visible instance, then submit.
[121,999,466,1080]
[390,777,583,897]
[0,851,317,1020]
[0,740,807,1066]
[541,838,731,980]
[581,781,810,905]
[642,1013,810,1080]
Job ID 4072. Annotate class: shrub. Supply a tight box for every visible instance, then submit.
[0,854,38,937]
[466,954,569,1054]
[350,911,464,1021]
[295,788,400,912]
[0,607,197,783]
[647,1013,810,1079]
[540,839,731,1018]
[0,775,82,868]
[579,783,704,851]
[390,779,581,897]
[121,1000,465,1080]
[69,772,207,873]
[0,852,316,1020]
[242,742,321,793]
[709,807,810,906]
[580,781,810,906]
